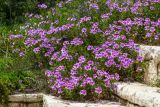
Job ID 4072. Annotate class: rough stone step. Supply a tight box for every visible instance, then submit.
[5,82,160,107]
[43,95,126,107]
[139,45,160,85]
[9,93,43,102]
[113,82,160,107]
[0,93,125,107]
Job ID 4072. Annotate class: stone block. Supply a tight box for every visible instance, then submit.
[43,95,125,107]
[9,93,43,103]
[140,45,160,85]
[8,103,40,107]
[113,82,160,107]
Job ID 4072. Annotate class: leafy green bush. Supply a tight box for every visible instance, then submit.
[0,0,60,25]
[8,0,152,101]
[155,79,160,88]
[0,70,47,104]
[0,72,18,104]
[2,0,160,102]
[0,81,9,105]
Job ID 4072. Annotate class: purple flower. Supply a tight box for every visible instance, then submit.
[82,28,87,33]
[9,34,23,39]
[146,33,152,37]
[93,74,98,78]
[104,79,111,87]
[90,22,101,34]
[51,52,59,60]
[105,59,115,67]
[93,66,97,70]
[95,87,102,94]
[80,90,87,96]
[84,65,91,71]
[19,52,25,57]
[45,70,53,77]
[63,41,70,45]
[113,44,119,49]
[68,17,77,21]
[78,56,86,63]
[58,88,63,94]
[57,2,63,8]
[136,56,143,62]
[87,60,94,66]
[155,35,159,40]
[101,13,110,19]
[121,35,126,40]
[33,47,40,54]
[145,26,150,31]
[115,73,120,80]
[97,70,105,76]
[38,3,47,9]
[70,38,83,45]
[150,6,155,10]
[72,63,81,70]
[87,45,94,50]
[90,3,99,10]
[150,27,156,32]
[80,16,91,23]
[49,61,53,65]
[66,82,75,90]
[84,77,95,86]
[56,66,65,71]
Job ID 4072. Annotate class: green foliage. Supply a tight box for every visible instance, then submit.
[0,0,59,25]
[0,24,47,104]
[0,81,9,105]
[0,58,13,72]
[0,72,18,104]
[0,0,158,102]
[155,79,160,88]
[0,70,47,104]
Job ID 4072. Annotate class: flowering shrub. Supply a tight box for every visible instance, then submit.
[9,0,160,100]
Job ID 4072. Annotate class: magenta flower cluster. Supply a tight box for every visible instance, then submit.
[9,0,160,100]
[46,55,120,96]
[38,3,48,9]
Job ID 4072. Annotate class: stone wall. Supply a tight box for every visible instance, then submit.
[140,45,160,85]
[1,87,160,107]
[113,82,160,107]
[0,94,43,107]
[0,94,125,107]
[43,95,125,107]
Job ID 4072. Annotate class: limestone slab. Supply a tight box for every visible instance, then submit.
[140,45,160,84]
[43,95,126,107]
[113,82,160,107]
[9,93,43,102]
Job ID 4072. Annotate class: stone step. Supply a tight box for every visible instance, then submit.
[4,82,160,107]
[0,93,126,107]
[139,45,160,85]
[113,82,160,107]
[43,95,126,107]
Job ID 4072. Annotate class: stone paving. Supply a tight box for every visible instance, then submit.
[43,95,126,107]
[140,45,160,85]
[114,82,160,107]
[2,82,160,107]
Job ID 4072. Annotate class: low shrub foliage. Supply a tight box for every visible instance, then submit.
[9,0,160,100]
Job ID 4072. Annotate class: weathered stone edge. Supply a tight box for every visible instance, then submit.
[113,82,160,107]
[9,93,44,102]
[7,93,125,107]
[43,94,126,107]
[7,82,160,107]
